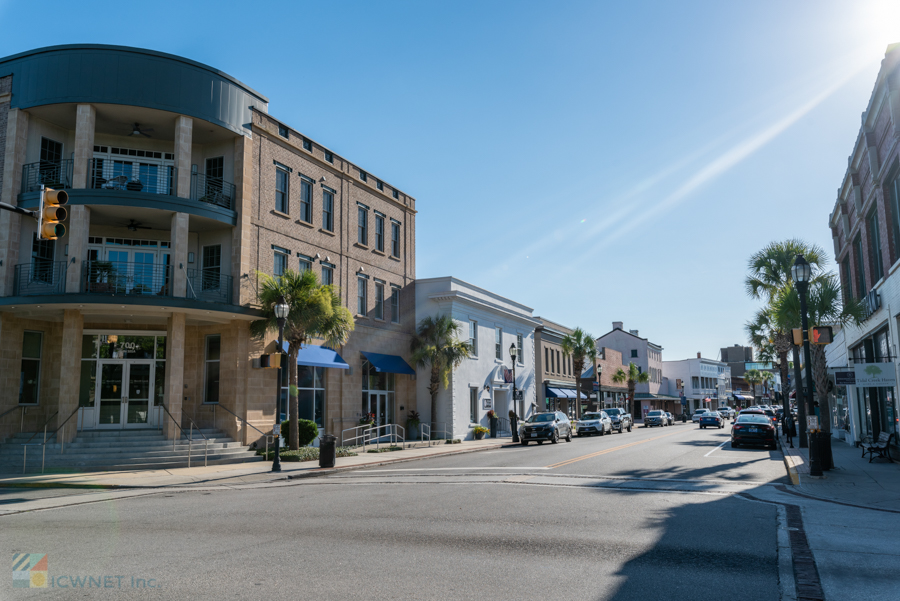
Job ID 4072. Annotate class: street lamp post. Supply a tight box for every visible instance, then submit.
[508,343,519,443]
[596,364,603,411]
[792,254,822,477]
[272,296,289,473]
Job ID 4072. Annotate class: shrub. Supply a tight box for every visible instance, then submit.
[281,419,320,447]
[473,426,489,435]
[255,446,358,462]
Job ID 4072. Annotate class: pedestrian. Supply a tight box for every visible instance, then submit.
[783,413,796,448]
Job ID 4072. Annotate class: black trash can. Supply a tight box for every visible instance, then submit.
[319,434,337,468]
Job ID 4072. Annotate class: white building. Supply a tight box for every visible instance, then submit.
[662,354,732,414]
[414,277,538,440]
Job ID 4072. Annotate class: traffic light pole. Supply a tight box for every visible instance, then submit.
[0,202,36,218]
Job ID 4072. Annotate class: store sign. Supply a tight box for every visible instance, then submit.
[482,395,493,410]
[834,371,856,386]
[853,364,897,388]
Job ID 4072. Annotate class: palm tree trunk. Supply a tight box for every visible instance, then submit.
[811,345,830,434]
[629,381,636,417]
[430,365,440,434]
[289,346,300,450]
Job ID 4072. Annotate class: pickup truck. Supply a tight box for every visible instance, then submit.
[602,408,632,433]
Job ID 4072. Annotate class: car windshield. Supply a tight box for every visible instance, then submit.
[527,414,556,423]
[693,409,707,414]
[737,415,770,424]
[582,413,602,420]
[605,409,621,416]
[648,411,663,416]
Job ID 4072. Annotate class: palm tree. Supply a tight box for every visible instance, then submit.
[759,370,776,400]
[744,368,764,403]
[251,269,354,449]
[410,315,472,434]
[560,328,597,419]
[769,273,866,432]
[612,362,650,418]
[745,239,827,413]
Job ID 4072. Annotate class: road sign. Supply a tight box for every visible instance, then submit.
[807,416,818,430]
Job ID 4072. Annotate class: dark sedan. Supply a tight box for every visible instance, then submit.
[521,411,573,445]
[731,414,777,449]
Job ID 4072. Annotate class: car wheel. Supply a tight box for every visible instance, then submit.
[566,430,572,443]
[599,426,605,436]
[627,424,632,432]
[551,430,559,444]
[521,440,528,446]
[731,441,739,448]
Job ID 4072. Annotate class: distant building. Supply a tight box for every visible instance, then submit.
[662,353,732,414]
[721,344,753,363]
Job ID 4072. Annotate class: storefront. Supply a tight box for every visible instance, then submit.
[849,327,898,443]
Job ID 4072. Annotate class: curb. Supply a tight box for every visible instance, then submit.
[778,438,801,486]
[0,441,520,490]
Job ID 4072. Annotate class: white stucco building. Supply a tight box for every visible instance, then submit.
[662,355,732,414]
[414,277,538,440]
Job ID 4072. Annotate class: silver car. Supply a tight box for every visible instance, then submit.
[577,411,612,436]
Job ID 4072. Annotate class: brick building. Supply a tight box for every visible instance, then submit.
[827,43,900,449]
[0,45,417,462]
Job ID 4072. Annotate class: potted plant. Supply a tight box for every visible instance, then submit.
[473,425,489,440]
[359,413,375,427]
[487,409,498,438]
[406,411,421,440]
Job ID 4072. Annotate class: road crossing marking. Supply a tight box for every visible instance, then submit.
[545,429,689,469]
[704,441,729,457]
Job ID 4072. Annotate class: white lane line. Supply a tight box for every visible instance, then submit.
[704,441,728,457]
[364,467,551,472]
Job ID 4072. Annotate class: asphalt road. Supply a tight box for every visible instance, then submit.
[2,421,789,600]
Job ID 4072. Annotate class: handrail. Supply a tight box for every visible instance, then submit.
[181,414,209,468]
[22,411,59,446]
[20,406,79,474]
[430,421,449,441]
[0,406,21,421]
[367,424,405,450]
[52,406,81,456]
[420,423,431,443]
[341,424,373,449]
[158,403,205,468]
[195,403,273,458]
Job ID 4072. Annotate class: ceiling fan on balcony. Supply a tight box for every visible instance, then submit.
[128,123,154,138]
[125,220,152,231]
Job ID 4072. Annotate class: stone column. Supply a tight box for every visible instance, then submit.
[0,108,28,297]
[174,116,193,199]
[170,212,189,298]
[232,135,254,306]
[58,309,83,444]
[232,320,250,445]
[164,312,186,440]
[72,104,95,189]
[65,206,90,293]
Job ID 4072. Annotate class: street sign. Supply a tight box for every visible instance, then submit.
[807,416,818,430]
[513,390,524,401]
[835,371,856,386]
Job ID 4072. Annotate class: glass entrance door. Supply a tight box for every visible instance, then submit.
[367,392,389,427]
[126,362,153,427]
[96,360,155,428]
[97,361,125,428]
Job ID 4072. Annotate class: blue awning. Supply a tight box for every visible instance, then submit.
[546,387,577,398]
[281,343,350,369]
[361,351,416,375]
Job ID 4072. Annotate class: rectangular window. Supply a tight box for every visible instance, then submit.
[391,221,401,258]
[692,376,699,389]
[544,347,549,372]
[357,276,368,315]
[470,387,478,423]
[550,348,555,373]
[299,177,313,223]
[40,137,63,164]
[392,189,399,200]
[854,235,866,297]
[841,256,852,302]
[376,180,384,191]
[324,151,334,164]
[298,254,312,273]
[201,245,221,291]
[391,286,400,323]
[19,331,42,405]
[869,209,884,282]
[495,327,502,360]
[275,168,289,213]
[204,335,221,403]
[517,334,524,364]
[631,349,638,358]
[273,246,289,277]
[322,189,334,232]
[557,350,561,373]
[322,263,334,286]
[890,174,900,264]
[374,281,385,320]
[469,320,478,356]
[375,214,385,252]
[358,206,368,245]
[278,124,289,138]
[359,170,368,182]
[302,138,312,152]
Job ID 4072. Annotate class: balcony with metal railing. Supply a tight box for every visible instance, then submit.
[190,173,235,210]
[82,260,172,297]
[186,269,233,305]
[21,160,74,193]
[89,159,175,196]
[13,262,68,296]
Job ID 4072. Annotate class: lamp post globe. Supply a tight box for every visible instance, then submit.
[272,295,289,473]
[508,342,519,442]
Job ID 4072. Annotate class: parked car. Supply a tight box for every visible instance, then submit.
[717,407,733,419]
[699,412,724,429]
[731,413,777,449]
[665,412,675,425]
[645,410,667,427]
[762,408,778,426]
[521,411,573,445]
[692,409,710,423]
[577,411,612,436]
[603,408,633,433]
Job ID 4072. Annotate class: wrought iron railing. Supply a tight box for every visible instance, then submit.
[82,260,172,296]
[13,261,68,296]
[186,269,233,304]
[190,172,235,210]
[89,158,176,196]
[21,160,74,194]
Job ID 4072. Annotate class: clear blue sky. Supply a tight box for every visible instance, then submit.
[2,1,897,361]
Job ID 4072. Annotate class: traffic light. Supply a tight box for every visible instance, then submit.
[810,326,834,345]
[38,186,68,240]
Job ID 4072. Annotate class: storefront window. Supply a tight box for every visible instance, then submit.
[361,358,395,427]
[19,331,43,405]
[296,365,326,426]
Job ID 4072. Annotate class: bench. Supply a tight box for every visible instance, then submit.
[862,432,895,463]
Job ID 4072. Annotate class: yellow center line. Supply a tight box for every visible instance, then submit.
[545,428,690,469]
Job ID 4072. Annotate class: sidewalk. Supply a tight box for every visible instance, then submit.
[0,438,517,490]
[778,431,900,512]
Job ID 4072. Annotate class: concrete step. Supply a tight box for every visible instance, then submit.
[0,442,247,459]
[3,447,259,465]
[2,451,264,473]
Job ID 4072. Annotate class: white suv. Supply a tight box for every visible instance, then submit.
[692,409,709,423]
